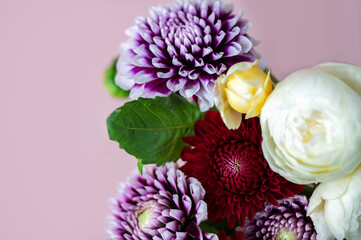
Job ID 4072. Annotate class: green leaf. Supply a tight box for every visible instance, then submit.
[107,94,203,166]
[199,219,236,235]
[104,58,130,98]
[137,159,144,176]
[199,221,219,234]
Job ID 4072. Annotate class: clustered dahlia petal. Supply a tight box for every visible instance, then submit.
[116,0,261,111]
[107,163,217,240]
[243,195,317,240]
[180,111,303,228]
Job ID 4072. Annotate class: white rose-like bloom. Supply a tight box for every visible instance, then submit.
[260,62,361,184]
[307,165,361,240]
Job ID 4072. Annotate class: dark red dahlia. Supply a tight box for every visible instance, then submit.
[180,110,303,228]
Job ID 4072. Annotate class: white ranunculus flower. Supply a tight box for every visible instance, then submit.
[260,62,361,184]
[307,165,361,240]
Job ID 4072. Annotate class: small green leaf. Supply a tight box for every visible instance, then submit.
[107,94,203,166]
[137,159,144,175]
[104,58,130,98]
[264,68,280,86]
[199,221,219,234]
[199,219,236,235]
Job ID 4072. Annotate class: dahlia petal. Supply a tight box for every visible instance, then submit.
[195,201,207,224]
[195,36,202,45]
[133,44,152,58]
[185,222,203,238]
[175,232,187,240]
[185,53,195,62]
[191,44,201,55]
[134,70,157,84]
[165,221,179,232]
[152,58,168,68]
[207,11,215,24]
[147,19,160,35]
[179,81,200,98]
[182,195,193,216]
[204,34,212,46]
[224,2,234,14]
[199,75,215,93]
[160,229,174,240]
[189,69,200,80]
[157,68,175,78]
[224,42,242,57]
[203,63,217,74]
[166,78,187,92]
[213,19,222,33]
[204,25,211,35]
[226,14,241,30]
[183,37,191,48]
[153,36,165,48]
[214,30,226,47]
[140,30,153,44]
[149,44,164,58]
[240,22,252,35]
[180,45,188,57]
[129,84,145,99]
[169,209,185,222]
[131,56,152,67]
[195,58,205,67]
[217,63,227,75]
[200,0,208,18]
[202,46,213,57]
[225,26,241,44]
[212,1,220,16]
[199,18,207,28]
[167,78,188,92]
[195,86,215,111]
[239,36,253,53]
[189,178,205,203]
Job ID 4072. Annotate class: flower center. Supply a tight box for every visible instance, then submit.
[138,208,153,231]
[136,200,160,232]
[277,229,297,240]
[212,142,264,193]
[293,110,327,143]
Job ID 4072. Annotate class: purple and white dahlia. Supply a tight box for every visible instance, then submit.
[243,196,317,240]
[116,0,261,111]
[107,163,217,240]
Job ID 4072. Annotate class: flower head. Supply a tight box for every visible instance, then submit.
[107,163,217,240]
[180,110,303,228]
[116,0,261,111]
[215,60,272,129]
[244,195,317,240]
[260,62,361,184]
[308,164,361,240]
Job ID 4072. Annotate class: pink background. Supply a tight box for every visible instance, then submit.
[1,0,360,239]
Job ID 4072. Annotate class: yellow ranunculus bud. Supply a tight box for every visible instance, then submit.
[215,60,273,129]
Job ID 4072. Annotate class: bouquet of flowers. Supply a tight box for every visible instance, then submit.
[104,1,361,239]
